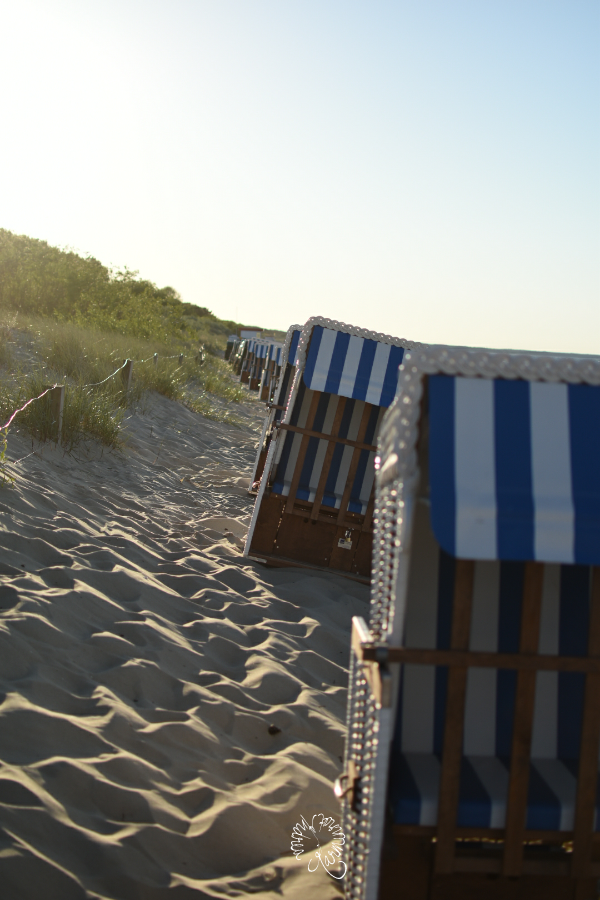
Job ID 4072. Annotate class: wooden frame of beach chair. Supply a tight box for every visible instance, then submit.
[244,318,415,582]
[250,325,303,491]
[338,345,600,900]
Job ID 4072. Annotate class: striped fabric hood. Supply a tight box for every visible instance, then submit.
[302,325,407,407]
[429,375,600,566]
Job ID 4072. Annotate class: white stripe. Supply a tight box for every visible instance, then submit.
[464,561,500,755]
[365,343,392,406]
[306,328,338,392]
[532,759,577,831]
[403,753,440,826]
[530,383,574,563]
[468,756,509,828]
[532,564,560,758]
[455,378,497,559]
[338,335,363,397]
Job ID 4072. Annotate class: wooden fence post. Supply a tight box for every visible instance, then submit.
[179,354,184,366]
[50,385,65,444]
[122,359,133,393]
[153,353,158,367]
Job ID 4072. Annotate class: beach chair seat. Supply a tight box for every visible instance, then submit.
[339,346,600,899]
[245,318,414,581]
[250,325,302,490]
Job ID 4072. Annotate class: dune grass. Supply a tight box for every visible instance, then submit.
[0,314,249,456]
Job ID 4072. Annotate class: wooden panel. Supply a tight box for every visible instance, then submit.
[337,402,374,526]
[502,561,544,878]
[328,524,358,573]
[247,494,284,555]
[278,422,376,452]
[434,560,475,874]
[572,566,600,879]
[350,530,373,579]
[272,513,337,568]
[284,391,322,514]
[379,834,432,900]
[311,396,347,520]
[359,647,600,673]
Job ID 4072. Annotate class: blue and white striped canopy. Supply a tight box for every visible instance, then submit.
[429,375,600,565]
[303,326,404,407]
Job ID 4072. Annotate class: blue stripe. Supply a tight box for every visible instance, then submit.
[289,329,300,363]
[323,399,356,504]
[350,405,380,507]
[457,758,492,828]
[390,754,423,825]
[302,326,323,389]
[494,380,534,560]
[297,393,331,497]
[272,379,306,493]
[275,365,293,423]
[526,765,561,830]
[379,345,404,407]
[569,384,600,565]
[558,564,589,759]
[429,375,457,558]
[496,562,524,759]
[353,339,377,402]
[433,550,455,754]
[323,331,350,395]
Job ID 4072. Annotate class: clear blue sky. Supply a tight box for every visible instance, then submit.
[0,0,598,352]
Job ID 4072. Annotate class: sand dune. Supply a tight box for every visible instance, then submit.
[0,390,368,898]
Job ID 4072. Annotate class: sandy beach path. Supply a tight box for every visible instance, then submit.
[0,391,368,899]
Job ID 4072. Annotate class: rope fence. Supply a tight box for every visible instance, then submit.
[0,344,207,445]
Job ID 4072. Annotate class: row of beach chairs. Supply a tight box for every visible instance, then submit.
[227,320,600,898]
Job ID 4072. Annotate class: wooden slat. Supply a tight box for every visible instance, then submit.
[358,646,600,673]
[502,561,544,877]
[311,397,347,520]
[336,403,374,526]
[277,423,376,452]
[572,566,600,878]
[283,391,322,515]
[434,559,475,874]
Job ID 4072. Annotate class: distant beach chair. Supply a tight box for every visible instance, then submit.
[244,317,415,581]
[338,344,600,899]
[249,342,268,391]
[250,325,303,491]
[240,339,255,384]
[259,342,283,402]
[225,334,239,361]
[231,339,246,376]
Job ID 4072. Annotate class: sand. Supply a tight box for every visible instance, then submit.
[0,387,368,899]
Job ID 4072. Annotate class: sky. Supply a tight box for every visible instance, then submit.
[0,0,598,353]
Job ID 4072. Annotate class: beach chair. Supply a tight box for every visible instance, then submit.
[259,343,283,402]
[250,325,303,491]
[225,334,239,361]
[338,345,600,900]
[231,339,246,376]
[249,342,268,391]
[240,339,255,384]
[244,317,414,581]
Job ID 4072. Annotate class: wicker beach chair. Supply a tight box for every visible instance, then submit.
[339,345,600,900]
[232,339,247,376]
[244,318,415,581]
[250,325,303,491]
